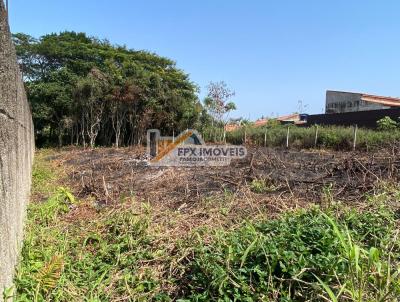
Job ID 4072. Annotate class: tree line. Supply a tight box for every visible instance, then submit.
[14,31,232,147]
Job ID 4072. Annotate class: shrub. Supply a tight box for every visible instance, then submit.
[377,116,398,131]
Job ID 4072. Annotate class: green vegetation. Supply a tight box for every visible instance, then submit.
[183,204,400,301]
[203,81,236,141]
[14,153,160,301]
[250,178,277,193]
[11,152,400,301]
[13,31,400,151]
[15,195,158,301]
[14,32,241,148]
[226,124,400,150]
[377,116,400,131]
[30,150,60,196]
[13,32,202,147]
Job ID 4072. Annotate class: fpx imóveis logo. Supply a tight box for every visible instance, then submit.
[147,129,247,166]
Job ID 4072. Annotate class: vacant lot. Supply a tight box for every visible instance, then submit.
[51,146,400,209]
[13,146,400,301]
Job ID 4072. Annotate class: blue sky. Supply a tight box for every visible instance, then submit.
[8,0,400,119]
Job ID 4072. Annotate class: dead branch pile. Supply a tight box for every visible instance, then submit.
[56,145,400,208]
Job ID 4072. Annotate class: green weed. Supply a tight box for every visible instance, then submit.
[179,205,400,301]
[250,178,277,193]
[13,150,400,301]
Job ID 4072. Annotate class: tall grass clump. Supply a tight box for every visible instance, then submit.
[14,191,161,301]
[13,153,163,301]
[31,149,60,196]
[225,124,400,151]
[179,204,400,301]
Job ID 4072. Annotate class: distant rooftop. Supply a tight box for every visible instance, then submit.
[327,90,400,107]
[361,94,400,107]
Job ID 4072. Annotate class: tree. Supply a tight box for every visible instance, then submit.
[74,68,109,148]
[109,80,141,147]
[204,81,236,141]
[13,31,202,147]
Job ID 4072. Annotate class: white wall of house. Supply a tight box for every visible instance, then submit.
[325,91,390,114]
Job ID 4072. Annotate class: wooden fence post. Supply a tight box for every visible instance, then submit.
[244,128,247,144]
[353,124,358,151]
[286,125,290,148]
[314,125,319,148]
[223,129,226,144]
[264,128,267,147]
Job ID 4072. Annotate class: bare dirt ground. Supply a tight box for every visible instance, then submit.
[47,146,400,226]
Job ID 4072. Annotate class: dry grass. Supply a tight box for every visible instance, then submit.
[12,146,400,301]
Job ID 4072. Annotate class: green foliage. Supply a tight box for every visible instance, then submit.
[377,116,399,131]
[34,255,64,301]
[31,161,54,194]
[14,151,400,301]
[249,178,277,193]
[15,196,159,301]
[15,191,400,301]
[29,186,74,226]
[319,213,400,302]
[180,205,400,301]
[31,149,63,196]
[13,31,201,147]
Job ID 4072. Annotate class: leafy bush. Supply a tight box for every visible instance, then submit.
[377,116,399,131]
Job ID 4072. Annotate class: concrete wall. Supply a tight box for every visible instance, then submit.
[0,0,34,299]
[326,90,389,114]
[308,107,400,128]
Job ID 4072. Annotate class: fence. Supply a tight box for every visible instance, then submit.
[221,125,400,151]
